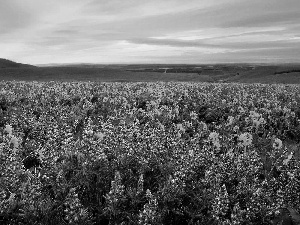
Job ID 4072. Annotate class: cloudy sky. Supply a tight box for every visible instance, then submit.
[1,0,300,65]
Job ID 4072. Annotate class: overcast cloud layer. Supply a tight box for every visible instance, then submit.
[1,0,300,64]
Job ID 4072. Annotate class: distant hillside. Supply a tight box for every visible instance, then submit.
[0,61,300,83]
[0,66,214,82]
[0,58,35,68]
[226,65,300,84]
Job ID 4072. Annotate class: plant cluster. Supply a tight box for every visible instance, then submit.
[1,81,300,224]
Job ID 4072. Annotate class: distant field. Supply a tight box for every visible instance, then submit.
[0,67,214,82]
[0,60,300,83]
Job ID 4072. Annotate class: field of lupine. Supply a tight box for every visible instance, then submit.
[1,81,300,225]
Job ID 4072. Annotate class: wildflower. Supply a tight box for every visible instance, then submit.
[95,132,105,140]
[249,111,260,119]
[105,171,125,205]
[249,111,256,117]
[177,132,182,138]
[189,149,194,157]
[199,122,208,132]
[190,111,197,120]
[137,174,144,194]
[64,188,90,223]
[252,119,260,128]
[146,189,152,198]
[10,136,19,152]
[291,111,296,117]
[209,132,219,143]
[226,116,234,126]
[273,138,282,150]
[209,132,221,150]
[245,117,250,123]
[4,125,13,136]
[138,189,159,224]
[283,152,293,165]
[233,125,239,132]
[85,129,93,136]
[159,123,165,131]
[8,193,16,207]
[238,106,245,114]
[214,141,221,150]
[259,117,266,124]
[174,107,179,115]
[212,184,230,221]
[238,132,253,147]
[177,123,183,131]
[287,172,294,179]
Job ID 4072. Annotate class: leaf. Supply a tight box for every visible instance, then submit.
[272,208,300,225]
[287,207,300,225]
[283,152,293,165]
[111,118,120,126]
[271,208,293,225]
[37,147,45,161]
[272,166,281,178]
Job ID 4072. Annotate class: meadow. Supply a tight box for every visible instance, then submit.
[1,81,300,224]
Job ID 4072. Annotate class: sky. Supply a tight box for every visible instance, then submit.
[0,0,300,65]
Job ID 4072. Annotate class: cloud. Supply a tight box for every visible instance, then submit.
[0,0,300,64]
[82,0,216,18]
[129,25,300,51]
[0,0,34,34]
[222,9,300,28]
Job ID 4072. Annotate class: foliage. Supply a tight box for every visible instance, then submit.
[1,81,300,224]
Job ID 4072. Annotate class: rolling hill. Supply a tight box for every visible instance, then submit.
[0,59,300,83]
[0,58,35,69]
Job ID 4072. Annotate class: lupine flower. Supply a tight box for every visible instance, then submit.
[10,136,19,150]
[85,129,93,136]
[209,132,221,150]
[95,132,105,140]
[64,188,91,223]
[199,122,208,131]
[238,106,245,113]
[105,171,125,205]
[137,174,144,195]
[238,132,253,147]
[209,132,219,143]
[283,152,293,165]
[249,111,260,119]
[245,117,250,123]
[138,189,159,224]
[4,125,13,136]
[226,116,234,126]
[174,107,179,115]
[273,138,282,149]
[259,117,266,124]
[252,119,260,128]
[233,125,239,132]
[287,171,294,179]
[212,184,230,221]
[177,123,185,132]
[190,111,197,120]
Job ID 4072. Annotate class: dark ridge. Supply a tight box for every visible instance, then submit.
[274,69,300,75]
[0,58,35,68]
